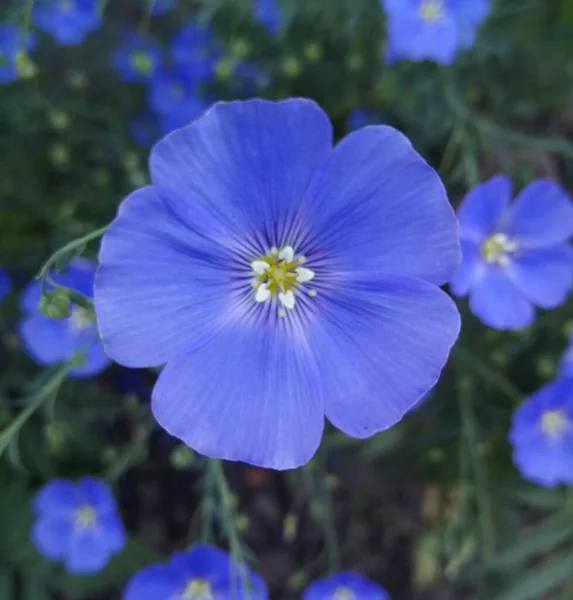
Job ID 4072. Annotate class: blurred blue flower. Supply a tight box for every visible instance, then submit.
[33,0,102,46]
[559,331,573,379]
[0,24,36,84]
[128,111,161,147]
[451,175,573,330]
[303,571,391,599]
[510,378,573,487]
[254,0,281,35]
[111,32,163,83]
[32,477,126,574]
[233,61,272,96]
[383,0,491,64]
[124,543,268,599]
[0,267,11,301]
[137,0,175,14]
[159,97,213,135]
[170,22,221,83]
[347,108,383,131]
[19,257,111,377]
[94,98,460,469]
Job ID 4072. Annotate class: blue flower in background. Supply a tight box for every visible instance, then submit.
[0,24,35,84]
[170,22,221,83]
[124,543,268,599]
[111,32,163,83]
[159,96,214,136]
[33,0,102,46]
[94,98,460,470]
[303,571,391,599]
[510,378,573,487]
[451,175,573,330]
[559,331,573,379]
[0,267,11,301]
[32,477,126,574]
[347,108,383,132]
[128,111,161,147]
[254,0,281,35]
[137,0,175,14]
[383,0,491,64]
[19,257,111,377]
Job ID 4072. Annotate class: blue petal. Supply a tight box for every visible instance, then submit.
[303,570,390,599]
[34,479,81,515]
[512,442,573,488]
[299,125,459,286]
[149,98,333,248]
[78,477,118,513]
[506,245,573,309]
[0,267,11,301]
[468,267,534,330]
[97,513,127,554]
[172,544,231,579]
[307,276,460,438]
[503,179,573,248]
[124,563,184,600]
[69,341,111,378]
[65,530,113,574]
[457,175,512,241]
[449,240,485,297]
[151,320,324,469]
[32,516,74,559]
[95,186,234,368]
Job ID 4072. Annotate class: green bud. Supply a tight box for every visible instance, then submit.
[303,42,323,63]
[170,444,195,469]
[345,53,363,72]
[216,57,235,81]
[39,290,71,319]
[49,144,70,168]
[282,55,301,78]
[49,111,70,130]
[16,52,37,79]
[67,70,87,89]
[235,513,249,532]
[230,38,251,58]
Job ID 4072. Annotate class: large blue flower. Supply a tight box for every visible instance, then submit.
[510,378,573,488]
[0,24,35,84]
[451,175,573,330]
[0,267,11,301]
[254,0,281,35]
[32,477,126,574]
[111,31,163,83]
[19,258,111,377]
[94,98,460,469]
[124,543,267,599]
[170,22,221,84]
[303,570,391,599]
[33,0,102,46]
[382,0,491,64]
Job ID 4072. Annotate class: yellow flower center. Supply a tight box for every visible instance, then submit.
[482,233,517,266]
[182,579,214,600]
[540,409,570,438]
[74,505,97,529]
[419,0,445,22]
[69,306,93,331]
[131,50,153,75]
[332,587,357,600]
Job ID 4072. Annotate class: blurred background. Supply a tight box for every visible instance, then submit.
[2,0,573,598]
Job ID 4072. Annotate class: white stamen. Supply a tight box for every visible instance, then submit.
[296,267,315,283]
[308,289,317,297]
[255,283,271,303]
[251,260,270,275]
[278,290,295,309]
[278,246,294,262]
[298,255,306,265]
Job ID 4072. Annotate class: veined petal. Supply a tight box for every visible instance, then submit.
[469,267,534,330]
[32,516,74,560]
[151,321,323,470]
[503,179,573,247]
[95,186,236,368]
[449,239,485,297]
[506,245,573,309]
[298,126,459,286]
[306,276,460,438]
[149,98,333,248]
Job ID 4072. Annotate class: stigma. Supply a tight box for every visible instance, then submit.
[540,409,570,439]
[182,578,214,600]
[419,0,445,23]
[251,246,315,314]
[482,233,518,266]
[74,505,97,530]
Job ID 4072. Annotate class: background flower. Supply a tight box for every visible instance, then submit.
[0,267,11,301]
[111,31,163,83]
[254,0,281,35]
[170,22,221,84]
[32,0,102,46]
[32,477,126,574]
[303,570,391,599]
[0,24,35,84]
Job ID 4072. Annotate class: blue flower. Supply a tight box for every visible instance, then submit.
[347,108,383,132]
[124,543,267,599]
[170,22,221,84]
[0,267,11,301]
[94,98,460,469]
[159,96,214,136]
[137,0,175,14]
[559,331,573,379]
[0,24,35,84]
[33,0,101,46]
[382,0,491,64]
[19,257,111,377]
[32,477,126,574]
[303,571,391,599]
[111,31,163,83]
[128,111,161,147]
[510,378,573,487]
[254,0,281,35]
[451,175,573,330]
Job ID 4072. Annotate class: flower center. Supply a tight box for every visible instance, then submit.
[332,587,357,600]
[482,233,518,266]
[130,50,153,75]
[69,306,93,332]
[419,0,445,22]
[59,0,74,13]
[74,505,97,529]
[251,246,316,315]
[540,409,570,438]
[181,579,214,600]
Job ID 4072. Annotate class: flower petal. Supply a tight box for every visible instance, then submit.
[65,530,113,574]
[18,317,76,366]
[150,98,333,247]
[303,570,390,600]
[506,245,573,309]
[469,267,534,330]
[449,239,485,297]
[69,341,111,378]
[34,479,80,515]
[125,563,184,600]
[307,276,460,438]
[32,516,74,560]
[299,126,459,285]
[78,477,118,513]
[151,322,323,469]
[503,179,573,247]
[95,186,234,368]
[457,175,512,241]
